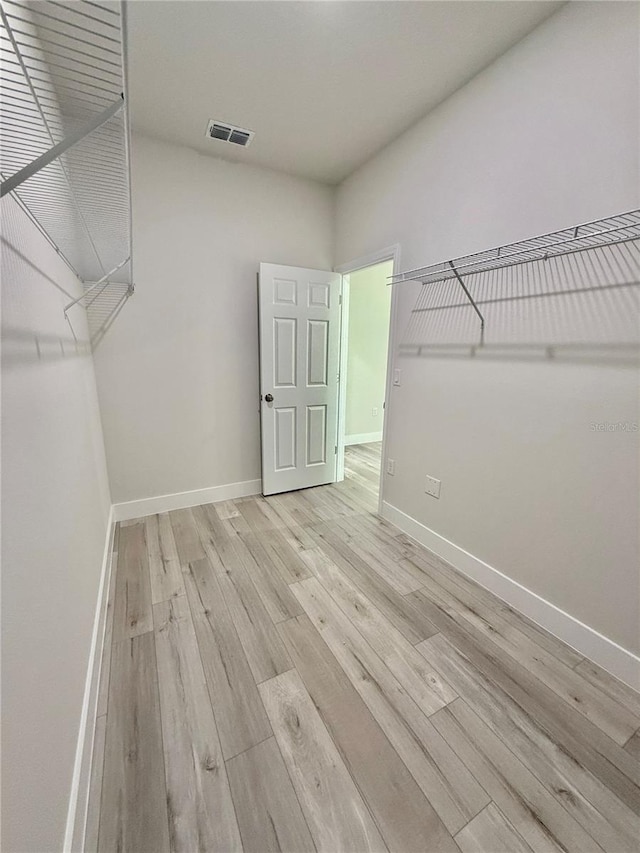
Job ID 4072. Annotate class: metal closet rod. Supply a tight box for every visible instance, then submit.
[0,93,123,198]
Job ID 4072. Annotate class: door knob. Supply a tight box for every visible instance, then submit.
[265,393,274,403]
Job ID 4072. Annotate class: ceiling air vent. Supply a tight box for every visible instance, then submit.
[206,119,255,147]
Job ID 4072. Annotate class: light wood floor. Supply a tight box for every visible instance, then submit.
[87,443,640,852]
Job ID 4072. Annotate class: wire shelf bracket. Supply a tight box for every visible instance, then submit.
[448,259,485,346]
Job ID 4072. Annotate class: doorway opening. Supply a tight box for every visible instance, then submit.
[337,258,394,506]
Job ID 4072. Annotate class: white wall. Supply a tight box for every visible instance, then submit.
[335,1,639,655]
[345,261,391,440]
[1,197,112,851]
[94,134,333,505]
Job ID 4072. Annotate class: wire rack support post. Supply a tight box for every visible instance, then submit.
[447,259,485,346]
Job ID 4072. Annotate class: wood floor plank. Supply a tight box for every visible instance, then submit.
[405,558,640,745]
[216,499,241,519]
[307,526,437,644]
[294,489,345,525]
[455,803,534,853]
[258,668,388,852]
[333,477,378,514]
[99,633,169,852]
[299,549,455,714]
[341,474,378,501]
[574,658,640,718]
[235,496,280,531]
[495,603,585,670]
[343,464,379,493]
[226,737,315,853]
[183,557,272,759]
[145,513,185,603]
[293,487,347,523]
[271,490,324,527]
[234,498,315,582]
[419,633,640,852]
[259,492,306,527]
[344,446,380,486]
[299,485,358,521]
[332,514,427,593]
[345,510,410,550]
[345,528,426,594]
[240,493,296,531]
[242,495,286,527]
[279,520,319,554]
[192,504,292,682]
[219,508,251,538]
[292,577,490,834]
[279,614,458,852]
[224,503,252,533]
[397,536,586,669]
[624,730,640,761]
[336,514,419,571]
[112,523,153,642]
[314,482,363,514]
[315,518,423,595]
[261,496,318,550]
[432,698,603,853]
[260,528,313,583]
[168,507,206,564]
[153,595,242,852]
[354,507,398,537]
[407,588,640,812]
[233,529,304,622]
[347,441,381,464]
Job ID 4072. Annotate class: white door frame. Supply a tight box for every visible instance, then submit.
[335,272,350,483]
[335,244,401,514]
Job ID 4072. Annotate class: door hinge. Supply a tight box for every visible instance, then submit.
[339,294,342,305]
[335,445,338,454]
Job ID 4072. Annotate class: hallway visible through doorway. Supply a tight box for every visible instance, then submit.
[339,259,393,504]
[344,442,382,503]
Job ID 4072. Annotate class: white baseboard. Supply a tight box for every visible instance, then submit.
[113,478,262,521]
[345,431,383,446]
[382,501,640,691]
[64,507,116,852]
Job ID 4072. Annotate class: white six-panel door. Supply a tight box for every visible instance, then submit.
[259,263,341,496]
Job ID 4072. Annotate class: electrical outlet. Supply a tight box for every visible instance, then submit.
[372,407,378,418]
[387,458,395,475]
[425,475,441,498]
[393,368,402,386]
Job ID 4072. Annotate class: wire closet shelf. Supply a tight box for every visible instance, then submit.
[0,0,133,344]
[390,210,640,353]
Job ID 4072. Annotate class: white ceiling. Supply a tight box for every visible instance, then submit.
[126,1,563,185]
